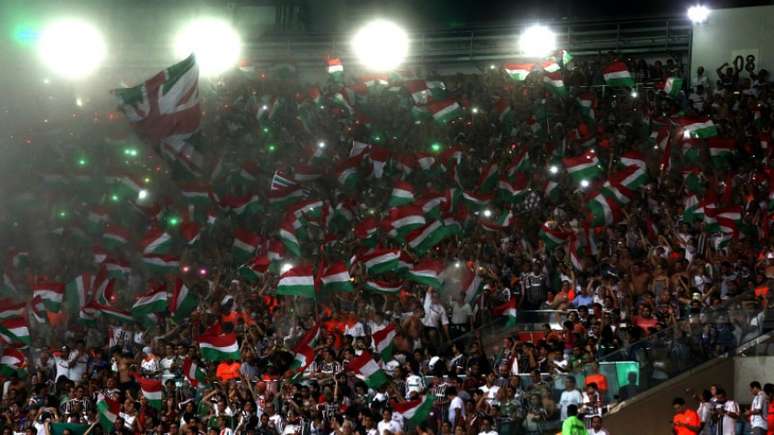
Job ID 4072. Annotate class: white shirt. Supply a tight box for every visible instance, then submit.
[451,302,473,325]
[344,322,366,338]
[161,356,177,381]
[406,374,425,398]
[559,389,583,420]
[751,391,769,429]
[448,396,465,426]
[721,400,740,435]
[422,292,449,328]
[479,385,500,405]
[377,419,402,435]
[589,428,610,435]
[477,431,498,435]
[141,357,160,374]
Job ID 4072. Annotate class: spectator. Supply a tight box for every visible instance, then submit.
[673,397,701,435]
[747,381,769,435]
[561,404,587,435]
[589,416,610,435]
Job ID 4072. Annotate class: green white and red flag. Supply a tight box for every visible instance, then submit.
[320,262,353,292]
[372,323,397,361]
[0,300,25,320]
[427,99,463,124]
[543,71,567,96]
[279,220,301,257]
[497,173,529,203]
[97,393,120,431]
[232,228,259,262]
[327,57,344,78]
[290,323,320,371]
[346,351,388,389]
[182,357,207,386]
[0,318,30,345]
[504,63,533,81]
[364,279,402,294]
[32,281,64,312]
[587,193,623,226]
[131,286,168,317]
[137,376,163,409]
[141,227,173,255]
[675,117,718,139]
[388,205,426,238]
[406,259,444,289]
[388,181,415,207]
[0,347,25,377]
[142,254,180,275]
[620,150,647,171]
[277,265,316,298]
[361,248,400,275]
[539,223,569,249]
[563,150,602,182]
[603,61,634,87]
[461,269,483,304]
[393,395,436,424]
[179,182,211,205]
[492,297,518,327]
[198,333,240,362]
[406,220,447,255]
[87,302,134,323]
[171,278,198,322]
[658,77,684,97]
[103,224,130,248]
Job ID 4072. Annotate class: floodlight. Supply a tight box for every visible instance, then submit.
[580,179,590,188]
[549,165,559,174]
[37,18,106,80]
[351,19,409,72]
[519,24,556,58]
[174,17,241,77]
[280,263,294,274]
[687,5,711,24]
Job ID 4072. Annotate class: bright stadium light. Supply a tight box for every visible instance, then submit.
[483,209,493,218]
[137,189,148,200]
[580,179,590,188]
[37,18,107,80]
[519,24,557,58]
[318,141,326,148]
[549,165,559,174]
[687,5,711,24]
[351,19,409,72]
[174,17,241,77]
[280,262,294,274]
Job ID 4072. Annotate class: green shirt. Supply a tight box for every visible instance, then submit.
[561,416,588,435]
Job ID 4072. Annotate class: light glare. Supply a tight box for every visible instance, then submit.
[580,179,590,188]
[280,263,293,274]
[174,18,241,77]
[351,19,409,72]
[37,18,107,80]
[519,24,557,58]
[138,189,148,200]
[549,165,559,174]
[687,5,711,24]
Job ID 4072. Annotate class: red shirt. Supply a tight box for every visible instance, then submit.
[673,409,700,435]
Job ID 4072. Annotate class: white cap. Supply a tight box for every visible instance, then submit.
[142,346,152,354]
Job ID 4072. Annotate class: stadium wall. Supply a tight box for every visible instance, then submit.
[691,5,774,85]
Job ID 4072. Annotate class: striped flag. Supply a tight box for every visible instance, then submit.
[0,300,25,320]
[346,352,388,389]
[131,287,168,317]
[0,318,31,345]
[232,228,259,262]
[372,323,397,361]
[179,182,211,205]
[504,63,533,81]
[182,357,207,386]
[279,220,301,257]
[198,333,240,362]
[676,117,718,139]
[140,227,173,255]
[327,57,344,79]
[406,220,447,255]
[97,394,119,431]
[393,395,435,424]
[492,297,518,327]
[170,278,198,322]
[87,302,134,324]
[290,323,320,371]
[708,137,736,167]
[320,262,353,292]
[32,281,65,312]
[364,279,402,294]
[276,265,316,298]
[603,61,634,87]
[587,193,622,226]
[0,347,25,377]
[137,376,162,409]
[543,71,567,96]
[142,255,180,275]
[361,249,400,275]
[539,223,568,249]
[659,76,684,97]
[427,99,463,124]
[461,269,483,304]
[388,206,426,238]
[406,259,444,289]
[103,224,130,248]
[388,181,415,207]
[563,151,602,182]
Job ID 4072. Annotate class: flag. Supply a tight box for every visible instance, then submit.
[320,262,353,292]
[492,297,518,327]
[336,157,361,189]
[361,249,400,275]
[461,269,483,304]
[497,173,529,203]
[494,97,513,123]
[504,63,533,81]
[683,195,704,222]
[232,228,258,262]
[480,210,514,232]
[543,180,559,202]
[182,357,207,386]
[406,259,444,289]
[603,62,634,87]
[543,71,567,96]
[141,227,173,254]
[393,395,436,424]
[427,99,463,124]
[131,288,168,317]
[611,164,648,191]
[369,146,390,179]
[620,150,647,171]
[279,221,301,257]
[563,151,602,182]
[103,225,130,248]
[137,376,162,409]
[346,352,388,389]
[0,318,30,345]
[568,236,583,271]
[142,255,180,275]
[372,323,397,361]
[88,302,134,323]
[539,223,568,249]
[104,257,131,278]
[112,54,203,174]
[462,191,492,210]
[716,206,742,234]
[388,206,426,238]
[0,347,25,377]
[587,193,622,226]
[198,333,240,361]
[405,80,446,105]
[676,117,718,139]
[708,137,736,167]
[406,221,447,255]
[327,57,343,79]
[97,394,119,431]
[577,92,596,123]
[478,163,499,192]
[388,181,415,207]
[659,77,684,97]
[171,278,198,322]
[0,300,25,320]
[364,279,402,294]
[290,323,320,371]
[179,182,211,205]
[32,281,64,312]
[277,265,316,298]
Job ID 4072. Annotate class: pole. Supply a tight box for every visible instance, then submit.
[687,21,694,89]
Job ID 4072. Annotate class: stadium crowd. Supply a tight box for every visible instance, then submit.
[0,49,773,435]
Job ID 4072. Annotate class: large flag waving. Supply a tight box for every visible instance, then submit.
[112,54,203,174]
[346,351,388,389]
